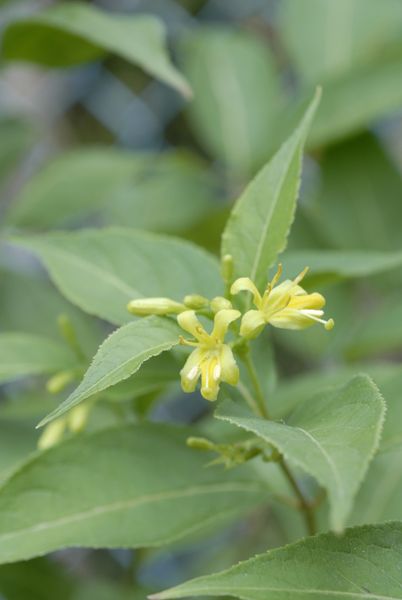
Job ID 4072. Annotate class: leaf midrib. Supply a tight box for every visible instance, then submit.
[294,425,345,501]
[0,481,264,543]
[70,337,176,402]
[165,586,399,600]
[248,144,298,284]
[216,413,346,528]
[41,332,178,425]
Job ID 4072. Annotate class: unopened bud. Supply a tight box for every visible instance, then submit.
[37,418,66,450]
[210,296,232,313]
[183,294,209,309]
[127,297,185,316]
[57,314,85,360]
[221,254,234,285]
[186,436,216,451]
[46,370,76,395]
[68,403,91,433]
[57,314,75,344]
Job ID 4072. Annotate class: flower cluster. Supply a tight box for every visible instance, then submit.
[231,265,334,338]
[127,264,334,402]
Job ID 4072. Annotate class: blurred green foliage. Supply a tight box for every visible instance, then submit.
[2,0,402,598]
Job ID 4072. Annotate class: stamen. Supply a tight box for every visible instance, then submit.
[300,309,324,317]
[299,310,334,330]
[179,335,198,347]
[265,263,283,294]
[271,263,283,287]
[294,266,309,285]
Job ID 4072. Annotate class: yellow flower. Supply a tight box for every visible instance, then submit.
[231,265,334,339]
[178,309,241,401]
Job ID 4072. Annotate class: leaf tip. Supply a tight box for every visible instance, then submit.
[36,411,56,429]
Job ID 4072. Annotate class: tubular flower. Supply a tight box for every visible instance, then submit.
[178,309,241,401]
[231,265,334,339]
[127,297,185,316]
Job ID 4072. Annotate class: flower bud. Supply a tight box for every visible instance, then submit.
[38,418,66,450]
[68,403,91,433]
[221,254,234,285]
[183,294,209,309]
[210,296,232,313]
[46,370,76,394]
[127,297,185,316]
[186,436,216,451]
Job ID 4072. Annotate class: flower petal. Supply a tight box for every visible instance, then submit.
[240,309,266,339]
[180,347,203,393]
[200,354,221,401]
[268,308,313,330]
[211,309,241,341]
[219,345,239,386]
[177,310,209,343]
[230,277,262,308]
[288,292,325,310]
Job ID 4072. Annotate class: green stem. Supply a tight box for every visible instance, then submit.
[241,351,270,419]
[241,350,317,536]
[279,458,317,536]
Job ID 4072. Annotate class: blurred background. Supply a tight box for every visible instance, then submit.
[2,0,402,598]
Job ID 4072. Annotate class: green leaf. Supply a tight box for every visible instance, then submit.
[280,1,402,146]
[103,352,180,402]
[1,2,191,97]
[350,370,402,525]
[280,0,402,85]
[221,88,320,291]
[0,268,102,356]
[153,521,402,600]
[0,332,77,384]
[9,228,222,325]
[103,152,220,234]
[0,423,266,564]
[308,133,402,251]
[0,117,34,187]
[38,316,181,426]
[344,296,402,360]
[179,26,283,174]
[0,420,38,484]
[0,557,74,600]
[217,374,385,531]
[351,445,402,527]
[6,149,217,233]
[6,148,147,229]
[309,57,402,147]
[269,363,400,420]
[282,249,402,281]
[73,581,139,600]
